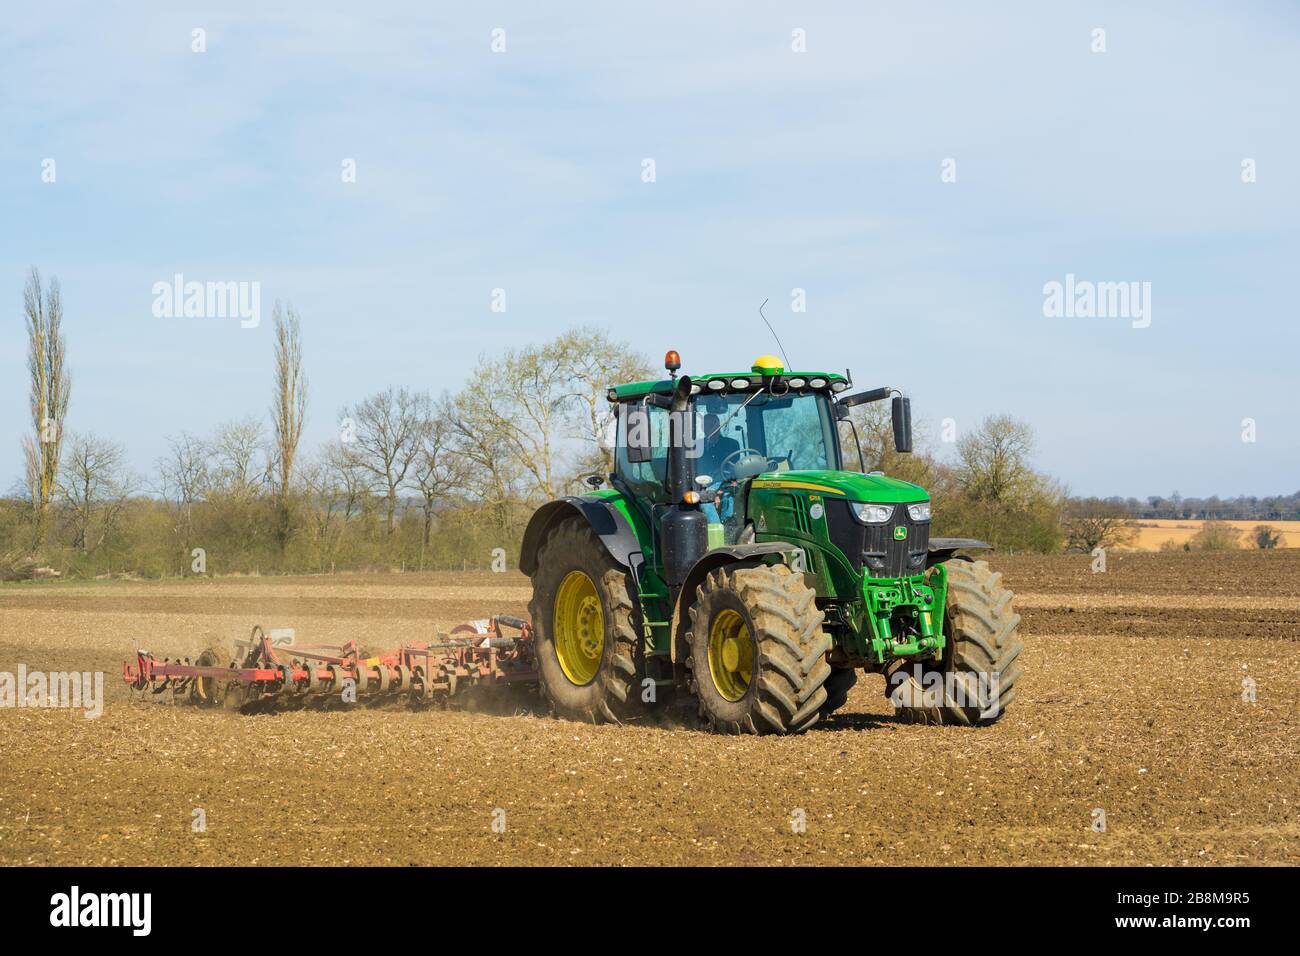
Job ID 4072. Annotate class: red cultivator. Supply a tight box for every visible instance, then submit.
[123,615,537,713]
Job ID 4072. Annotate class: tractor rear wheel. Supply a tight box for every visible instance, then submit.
[529,518,644,724]
[686,563,831,735]
[887,559,1023,725]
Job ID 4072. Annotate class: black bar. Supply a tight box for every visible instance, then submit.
[2,866,1283,941]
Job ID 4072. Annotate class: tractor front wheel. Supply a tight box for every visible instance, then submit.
[686,563,831,735]
[887,559,1023,725]
[529,518,644,724]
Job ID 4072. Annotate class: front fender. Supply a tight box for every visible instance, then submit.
[926,537,993,567]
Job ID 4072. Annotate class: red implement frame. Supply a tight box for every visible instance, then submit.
[124,615,537,710]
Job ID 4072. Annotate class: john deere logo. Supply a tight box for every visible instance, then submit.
[893,526,908,541]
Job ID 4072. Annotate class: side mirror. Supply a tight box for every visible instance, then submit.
[838,386,891,409]
[891,396,912,454]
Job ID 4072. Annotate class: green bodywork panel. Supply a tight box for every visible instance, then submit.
[747,469,927,504]
[581,468,946,670]
[746,478,944,666]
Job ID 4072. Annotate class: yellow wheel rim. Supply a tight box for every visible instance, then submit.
[553,570,605,686]
[707,608,754,702]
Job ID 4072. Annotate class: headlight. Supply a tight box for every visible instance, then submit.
[907,502,931,522]
[851,502,894,524]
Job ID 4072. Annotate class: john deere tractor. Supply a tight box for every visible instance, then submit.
[520,352,1022,735]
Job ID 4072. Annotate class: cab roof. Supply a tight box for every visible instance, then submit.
[608,371,848,402]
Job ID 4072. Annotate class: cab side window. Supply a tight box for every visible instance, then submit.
[615,403,670,501]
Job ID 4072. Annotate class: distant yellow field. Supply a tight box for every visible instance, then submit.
[1123,518,1300,551]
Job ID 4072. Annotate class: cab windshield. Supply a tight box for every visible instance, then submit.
[692,390,838,487]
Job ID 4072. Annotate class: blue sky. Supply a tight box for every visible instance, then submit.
[2,1,1297,497]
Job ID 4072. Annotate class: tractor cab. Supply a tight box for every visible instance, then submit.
[611,357,847,547]
[608,353,915,556]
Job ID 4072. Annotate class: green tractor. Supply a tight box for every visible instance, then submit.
[519,352,1023,735]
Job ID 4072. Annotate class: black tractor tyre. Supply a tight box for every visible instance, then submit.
[819,667,859,720]
[686,563,831,735]
[528,518,646,724]
[887,559,1023,725]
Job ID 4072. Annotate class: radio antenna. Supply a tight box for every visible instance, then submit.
[758,298,791,370]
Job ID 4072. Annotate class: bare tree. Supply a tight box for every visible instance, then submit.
[270,301,307,548]
[21,435,40,516]
[58,433,133,554]
[1063,498,1136,552]
[208,418,267,499]
[412,407,468,562]
[445,391,523,533]
[558,326,652,478]
[956,415,1036,504]
[339,387,430,534]
[297,450,353,568]
[322,441,370,523]
[455,342,574,501]
[157,433,210,505]
[24,268,71,546]
[156,432,210,546]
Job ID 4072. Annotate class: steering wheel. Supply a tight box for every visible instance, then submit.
[718,447,767,480]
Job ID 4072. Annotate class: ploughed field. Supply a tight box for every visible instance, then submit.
[0,551,1295,866]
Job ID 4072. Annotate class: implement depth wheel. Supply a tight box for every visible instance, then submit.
[686,563,831,735]
[887,559,1023,725]
[529,518,644,725]
[191,647,227,707]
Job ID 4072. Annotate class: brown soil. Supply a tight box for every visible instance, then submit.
[0,555,1296,866]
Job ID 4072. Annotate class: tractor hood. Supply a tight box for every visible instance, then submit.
[749,470,927,504]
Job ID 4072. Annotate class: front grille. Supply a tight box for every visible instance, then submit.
[825,500,929,578]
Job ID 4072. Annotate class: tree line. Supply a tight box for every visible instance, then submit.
[3,270,657,578]
[3,267,1290,580]
[1094,492,1300,523]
